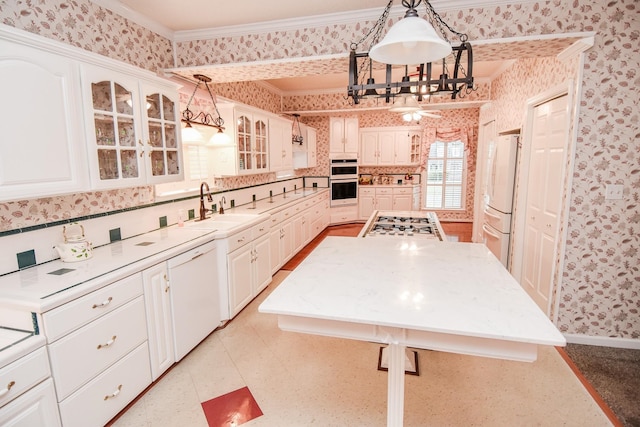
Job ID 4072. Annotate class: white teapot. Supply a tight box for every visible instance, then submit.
[54,223,93,262]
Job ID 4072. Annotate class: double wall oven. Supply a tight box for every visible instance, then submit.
[330,158,358,206]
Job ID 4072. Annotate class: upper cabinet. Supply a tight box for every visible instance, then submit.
[293,123,317,170]
[82,65,182,189]
[0,30,88,202]
[268,116,294,172]
[211,105,270,177]
[329,117,359,155]
[0,26,184,201]
[359,127,421,166]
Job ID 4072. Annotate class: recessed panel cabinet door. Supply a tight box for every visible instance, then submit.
[0,38,88,202]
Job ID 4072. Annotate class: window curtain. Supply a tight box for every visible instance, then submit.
[419,127,475,172]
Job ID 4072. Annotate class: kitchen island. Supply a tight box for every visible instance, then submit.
[259,236,566,426]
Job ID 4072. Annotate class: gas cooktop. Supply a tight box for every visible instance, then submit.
[359,211,445,240]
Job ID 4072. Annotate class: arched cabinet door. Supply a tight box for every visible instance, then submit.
[0,35,88,201]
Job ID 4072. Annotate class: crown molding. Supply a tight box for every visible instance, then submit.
[557,34,595,62]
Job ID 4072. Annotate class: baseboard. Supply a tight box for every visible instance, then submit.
[564,333,640,349]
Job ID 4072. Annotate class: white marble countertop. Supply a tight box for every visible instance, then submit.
[260,236,565,348]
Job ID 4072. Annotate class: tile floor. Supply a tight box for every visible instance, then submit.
[109,223,616,427]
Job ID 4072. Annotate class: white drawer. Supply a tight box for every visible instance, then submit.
[48,296,147,400]
[43,273,143,342]
[394,187,412,195]
[376,187,393,195]
[252,220,269,239]
[269,211,283,227]
[359,187,375,196]
[58,343,151,427]
[0,347,50,408]
[280,206,296,222]
[226,227,253,253]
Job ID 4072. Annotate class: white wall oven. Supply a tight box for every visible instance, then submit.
[330,158,358,206]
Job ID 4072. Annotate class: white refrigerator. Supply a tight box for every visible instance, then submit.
[482,133,519,267]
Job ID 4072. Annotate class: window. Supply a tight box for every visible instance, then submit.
[425,140,465,209]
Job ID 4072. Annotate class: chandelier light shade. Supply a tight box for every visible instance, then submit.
[181,74,231,145]
[368,15,452,65]
[347,0,475,104]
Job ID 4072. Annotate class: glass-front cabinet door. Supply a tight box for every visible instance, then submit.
[254,117,268,172]
[83,65,183,189]
[237,115,252,172]
[83,66,145,188]
[141,85,182,184]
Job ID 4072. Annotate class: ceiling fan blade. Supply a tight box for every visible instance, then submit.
[417,111,441,118]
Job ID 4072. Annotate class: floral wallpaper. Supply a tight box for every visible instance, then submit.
[0,0,638,341]
[0,0,173,73]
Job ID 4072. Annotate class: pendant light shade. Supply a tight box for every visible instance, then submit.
[368,16,452,65]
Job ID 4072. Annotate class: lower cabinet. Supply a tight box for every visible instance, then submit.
[359,185,420,219]
[330,205,358,224]
[41,273,151,427]
[57,344,150,427]
[0,379,61,427]
[269,212,294,274]
[142,263,174,381]
[226,220,272,318]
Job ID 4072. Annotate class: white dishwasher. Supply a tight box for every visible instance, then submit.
[167,240,221,361]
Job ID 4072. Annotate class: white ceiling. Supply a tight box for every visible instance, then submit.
[101,0,578,96]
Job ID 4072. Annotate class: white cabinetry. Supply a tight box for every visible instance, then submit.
[359,186,419,219]
[81,64,182,189]
[329,117,359,155]
[213,105,269,176]
[224,220,271,318]
[0,379,61,427]
[330,205,358,224]
[268,116,293,172]
[359,127,421,166]
[0,346,61,427]
[0,28,88,202]
[42,273,151,427]
[293,124,318,169]
[142,263,174,381]
[269,209,295,274]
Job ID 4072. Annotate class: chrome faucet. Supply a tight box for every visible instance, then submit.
[219,196,226,214]
[199,182,213,221]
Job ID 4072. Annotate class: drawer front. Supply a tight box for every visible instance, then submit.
[0,347,50,407]
[280,206,296,222]
[58,343,151,427]
[43,273,143,342]
[376,188,392,195]
[269,211,283,227]
[359,187,374,196]
[394,187,412,195]
[48,297,147,400]
[226,227,253,253]
[252,220,269,239]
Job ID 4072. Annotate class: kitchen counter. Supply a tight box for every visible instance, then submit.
[259,236,566,426]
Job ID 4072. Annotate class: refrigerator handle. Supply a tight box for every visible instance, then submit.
[482,224,501,239]
[484,209,501,221]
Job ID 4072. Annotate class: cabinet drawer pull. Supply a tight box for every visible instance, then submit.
[97,335,117,350]
[92,297,113,309]
[104,384,123,401]
[0,381,15,398]
[237,237,245,243]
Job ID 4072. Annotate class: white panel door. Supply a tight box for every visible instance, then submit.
[520,95,569,314]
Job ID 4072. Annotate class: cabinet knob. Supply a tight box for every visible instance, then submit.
[92,297,113,309]
[104,384,123,401]
[0,381,16,398]
[97,335,117,350]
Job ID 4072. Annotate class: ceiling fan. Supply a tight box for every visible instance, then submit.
[388,97,441,121]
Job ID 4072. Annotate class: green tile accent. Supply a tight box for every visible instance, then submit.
[230,199,235,208]
[159,216,168,228]
[188,209,195,220]
[17,250,36,269]
[109,228,121,242]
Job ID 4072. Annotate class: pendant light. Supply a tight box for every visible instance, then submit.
[181,74,231,146]
[368,0,452,65]
[291,114,304,145]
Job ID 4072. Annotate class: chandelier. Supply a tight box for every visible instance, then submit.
[291,114,304,145]
[347,0,475,104]
[181,74,230,145]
